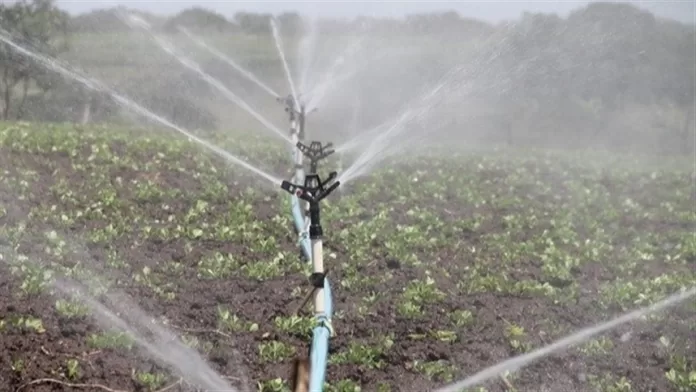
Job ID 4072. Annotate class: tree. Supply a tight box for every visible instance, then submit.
[233,12,272,35]
[564,2,658,109]
[68,7,163,33]
[276,12,302,36]
[119,69,217,131]
[68,8,128,33]
[0,0,69,120]
[405,11,462,34]
[163,7,236,33]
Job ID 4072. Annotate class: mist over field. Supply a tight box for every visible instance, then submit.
[0,1,694,392]
[0,1,693,156]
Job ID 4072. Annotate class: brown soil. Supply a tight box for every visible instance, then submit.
[0,140,694,392]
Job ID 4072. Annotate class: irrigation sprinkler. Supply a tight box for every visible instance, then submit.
[280,171,340,392]
[297,141,335,254]
[276,90,338,390]
[278,93,325,263]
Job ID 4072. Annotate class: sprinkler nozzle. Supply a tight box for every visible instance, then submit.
[280,171,339,204]
[278,93,298,112]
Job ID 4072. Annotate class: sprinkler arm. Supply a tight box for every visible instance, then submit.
[281,171,339,239]
[281,172,340,205]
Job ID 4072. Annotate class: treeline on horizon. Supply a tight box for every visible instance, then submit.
[0,0,694,156]
[67,5,495,36]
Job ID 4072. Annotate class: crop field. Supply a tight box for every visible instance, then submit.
[0,122,694,392]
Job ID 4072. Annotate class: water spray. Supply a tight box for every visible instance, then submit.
[120,12,291,144]
[0,29,282,187]
[3,13,695,392]
[179,26,280,100]
[434,287,696,392]
[280,171,340,392]
[271,17,300,113]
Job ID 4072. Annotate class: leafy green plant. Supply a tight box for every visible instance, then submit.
[65,358,80,381]
[258,341,295,363]
[132,370,167,391]
[332,342,386,369]
[87,331,134,350]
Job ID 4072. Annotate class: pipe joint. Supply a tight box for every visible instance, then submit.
[317,316,335,337]
[309,224,323,239]
[309,272,326,289]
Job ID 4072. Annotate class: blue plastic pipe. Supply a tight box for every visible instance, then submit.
[309,277,332,392]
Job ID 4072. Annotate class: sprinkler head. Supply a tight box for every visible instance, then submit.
[278,94,297,113]
[280,171,340,204]
[297,141,335,172]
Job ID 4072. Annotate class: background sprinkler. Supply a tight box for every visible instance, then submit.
[277,94,298,123]
[280,171,340,392]
[278,93,316,140]
[297,141,335,176]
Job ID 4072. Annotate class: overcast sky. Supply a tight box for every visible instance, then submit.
[53,1,695,24]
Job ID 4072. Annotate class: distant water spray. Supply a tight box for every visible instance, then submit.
[297,15,319,94]
[0,30,282,186]
[338,68,467,184]
[349,94,361,143]
[336,30,524,169]
[305,35,368,112]
[338,95,362,195]
[270,17,299,109]
[121,14,290,144]
[338,53,480,154]
[337,38,519,185]
[179,26,280,100]
[55,279,241,392]
[434,287,696,392]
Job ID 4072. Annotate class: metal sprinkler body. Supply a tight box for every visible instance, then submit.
[281,171,339,236]
[294,140,334,250]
